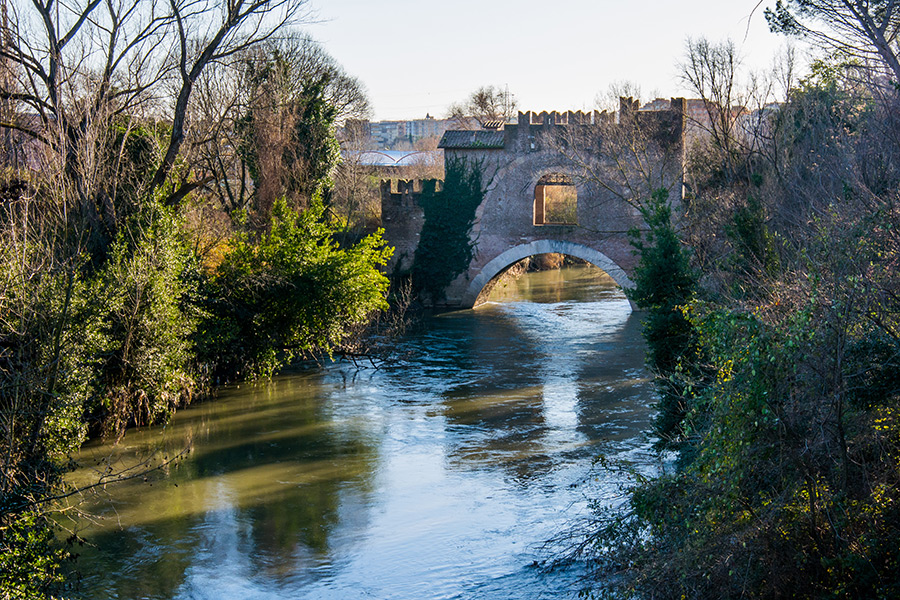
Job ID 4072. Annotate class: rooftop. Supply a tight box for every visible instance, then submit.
[438,130,506,150]
[345,150,441,167]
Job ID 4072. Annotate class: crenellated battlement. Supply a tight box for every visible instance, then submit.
[516,110,610,126]
[379,178,443,200]
[380,178,443,273]
[440,98,686,153]
[516,98,685,127]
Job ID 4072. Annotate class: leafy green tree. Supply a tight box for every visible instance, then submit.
[0,513,71,600]
[199,199,392,379]
[0,216,110,599]
[91,204,202,439]
[627,187,700,451]
[725,194,781,285]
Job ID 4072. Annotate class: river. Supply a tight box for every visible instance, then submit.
[65,264,657,599]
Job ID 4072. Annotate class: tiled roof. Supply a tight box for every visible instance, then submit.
[438,130,506,149]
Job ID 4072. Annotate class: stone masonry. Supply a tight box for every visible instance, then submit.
[380,98,687,309]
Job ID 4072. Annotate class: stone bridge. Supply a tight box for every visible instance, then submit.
[380,99,686,309]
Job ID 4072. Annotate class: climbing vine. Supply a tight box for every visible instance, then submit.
[411,157,487,302]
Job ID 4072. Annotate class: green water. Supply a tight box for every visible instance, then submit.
[64,265,656,599]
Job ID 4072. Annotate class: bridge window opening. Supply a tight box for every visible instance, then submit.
[534,174,577,226]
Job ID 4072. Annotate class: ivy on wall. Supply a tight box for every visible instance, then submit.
[411,158,487,302]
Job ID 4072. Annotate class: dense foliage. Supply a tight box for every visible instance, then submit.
[581,53,900,600]
[627,187,700,454]
[0,196,200,596]
[199,199,391,380]
[93,205,202,439]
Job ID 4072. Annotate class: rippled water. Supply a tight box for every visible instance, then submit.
[65,265,656,599]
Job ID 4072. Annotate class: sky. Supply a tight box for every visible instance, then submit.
[304,0,805,122]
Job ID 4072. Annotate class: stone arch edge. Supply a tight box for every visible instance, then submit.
[460,240,635,308]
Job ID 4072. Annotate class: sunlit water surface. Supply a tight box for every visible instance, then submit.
[65,265,656,599]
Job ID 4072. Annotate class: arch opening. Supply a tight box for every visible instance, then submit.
[475,253,620,305]
[462,241,635,309]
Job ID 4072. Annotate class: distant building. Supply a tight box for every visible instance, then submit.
[342,115,478,150]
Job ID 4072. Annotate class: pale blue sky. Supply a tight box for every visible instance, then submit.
[306,1,802,121]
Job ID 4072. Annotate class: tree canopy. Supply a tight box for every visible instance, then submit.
[766,0,900,82]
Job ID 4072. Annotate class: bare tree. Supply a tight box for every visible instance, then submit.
[332,124,380,235]
[679,37,780,185]
[556,100,686,217]
[680,38,746,180]
[773,42,800,99]
[0,0,308,248]
[594,80,645,112]
[275,35,371,122]
[190,33,370,223]
[447,85,517,128]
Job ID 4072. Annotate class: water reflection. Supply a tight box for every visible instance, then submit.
[68,375,380,599]
[434,268,650,488]
[65,264,655,600]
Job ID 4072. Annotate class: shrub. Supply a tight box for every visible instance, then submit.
[199,199,392,379]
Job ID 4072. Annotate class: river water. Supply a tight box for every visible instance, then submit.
[65,265,657,599]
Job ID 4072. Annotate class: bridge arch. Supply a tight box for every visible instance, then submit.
[462,240,635,308]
